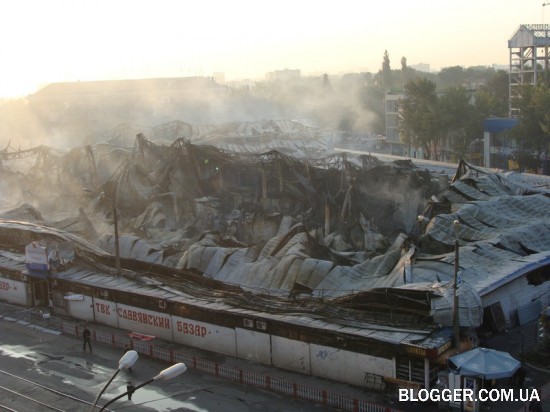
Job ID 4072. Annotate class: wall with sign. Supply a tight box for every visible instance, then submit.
[271,335,311,374]
[116,303,173,341]
[92,298,118,328]
[172,316,236,356]
[66,294,94,321]
[37,282,405,387]
[0,276,29,305]
[310,343,394,387]
[235,328,271,364]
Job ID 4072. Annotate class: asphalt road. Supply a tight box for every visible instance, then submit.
[0,319,323,412]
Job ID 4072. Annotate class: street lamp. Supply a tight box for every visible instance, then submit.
[83,187,121,276]
[89,350,138,411]
[99,188,121,277]
[99,362,187,411]
[111,194,121,277]
[452,219,461,351]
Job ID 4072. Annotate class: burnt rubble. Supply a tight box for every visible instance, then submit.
[0,129,440,293]
[1,123,549,328]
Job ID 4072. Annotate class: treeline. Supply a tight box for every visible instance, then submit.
[248,50,549,162]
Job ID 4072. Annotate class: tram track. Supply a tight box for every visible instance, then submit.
[0,369,97,412]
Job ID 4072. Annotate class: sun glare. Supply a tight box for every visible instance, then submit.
[0,81,41,100]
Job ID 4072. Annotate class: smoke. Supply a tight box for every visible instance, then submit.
[0,74,382,231]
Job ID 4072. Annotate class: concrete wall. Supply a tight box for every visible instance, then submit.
[0,276,29,305]
[0,287,398,388]
[173,316,236,356]
[310,343,394,386]
[482,275,550,326]
[271,335,310,374]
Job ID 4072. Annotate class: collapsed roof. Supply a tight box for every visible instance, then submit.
[0,124,549,329]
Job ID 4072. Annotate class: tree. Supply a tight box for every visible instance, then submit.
[477,70,509,117]
[400,56,415,86]
[438,86,476,159]
[400,77,441,159]
[437,66,468,89]
[511,83,550,162]
[400,56,407,71]
[380,50,393,90]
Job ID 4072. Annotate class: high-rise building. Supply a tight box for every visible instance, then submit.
[508,24,550,117]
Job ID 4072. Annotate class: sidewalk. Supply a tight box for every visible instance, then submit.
[3,302,548,412]
[0,302,398,412]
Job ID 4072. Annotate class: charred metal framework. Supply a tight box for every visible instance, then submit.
[1,126,550,391]
[508,24,550,117]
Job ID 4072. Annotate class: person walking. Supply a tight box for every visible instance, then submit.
[126,381,136,400]
[82,325,92,352]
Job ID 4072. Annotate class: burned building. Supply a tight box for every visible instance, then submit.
[0,126,548,391]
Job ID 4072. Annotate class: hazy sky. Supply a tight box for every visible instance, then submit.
[0,0,546,98]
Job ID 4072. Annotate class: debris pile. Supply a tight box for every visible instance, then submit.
[0,124,440,298]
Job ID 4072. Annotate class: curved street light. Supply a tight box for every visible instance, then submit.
[89,350,138,411]
[99,362,187,411]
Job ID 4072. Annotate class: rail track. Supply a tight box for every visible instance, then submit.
[0,369,95,412]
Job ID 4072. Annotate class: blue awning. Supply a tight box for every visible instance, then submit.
[483,117,519,134]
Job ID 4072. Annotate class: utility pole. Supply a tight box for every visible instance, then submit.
[113,203,121,277]
[452,220,461,351]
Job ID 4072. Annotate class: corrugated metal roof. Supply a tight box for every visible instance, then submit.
[0,219,109,256]
[0,246,445,348]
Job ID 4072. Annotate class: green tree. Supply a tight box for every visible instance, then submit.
[438,86,476,159]
[400,77,441,159]
[400,56,416,87]
[380,50,393,90]
[512,84,550,159]
[437,66,467,88]
[477,69,509,117]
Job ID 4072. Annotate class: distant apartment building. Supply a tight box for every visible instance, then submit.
[385,92,402,143]
[265,69,301,81]
[384,92,407,156]
[27,76,227,139]
[410,63,430,73]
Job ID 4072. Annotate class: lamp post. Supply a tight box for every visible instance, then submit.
[112,198,121,277]
[452,220,461,351]
[89,350,138,411]
[99,363,187,411]
[82,187,121,277]
[102,186,121,277]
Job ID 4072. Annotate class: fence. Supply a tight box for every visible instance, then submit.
[0,303,402,412]
[72,322,401,412]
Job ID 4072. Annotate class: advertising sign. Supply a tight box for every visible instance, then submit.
[172,315,236,356]
[25,242,49,271]
[116,303,173,341]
